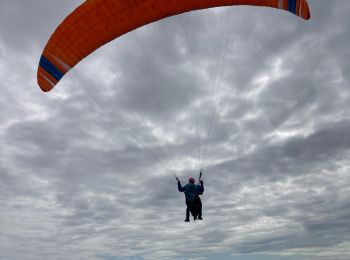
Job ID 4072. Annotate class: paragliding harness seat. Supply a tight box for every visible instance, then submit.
[186,193,202,220]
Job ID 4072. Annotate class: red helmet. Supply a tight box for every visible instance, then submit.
[189,177,195,183]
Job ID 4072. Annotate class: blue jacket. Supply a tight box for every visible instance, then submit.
[178,182,204,203]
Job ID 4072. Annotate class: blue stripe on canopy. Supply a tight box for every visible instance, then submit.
[39,55,64,82]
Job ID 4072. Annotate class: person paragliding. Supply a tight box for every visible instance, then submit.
[176,172,204,222]
[37,0,311,224]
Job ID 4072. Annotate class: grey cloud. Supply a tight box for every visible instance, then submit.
[2,1,350,260]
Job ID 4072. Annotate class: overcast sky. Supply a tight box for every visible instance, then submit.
[1,1,350,259]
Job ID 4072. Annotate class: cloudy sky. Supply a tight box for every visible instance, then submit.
[1,1,350,259]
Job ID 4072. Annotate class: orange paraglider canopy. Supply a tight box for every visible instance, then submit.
[37,0,311,92]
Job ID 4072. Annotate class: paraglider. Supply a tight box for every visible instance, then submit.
[176,172,204,222]
[37,0,310,92]
[37,0,311,222]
